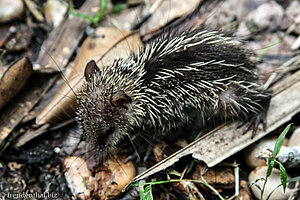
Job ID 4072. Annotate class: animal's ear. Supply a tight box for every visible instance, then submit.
[112,91,132,107]
[84,60,100,82]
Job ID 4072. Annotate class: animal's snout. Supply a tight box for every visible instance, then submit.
[103,125,115,136]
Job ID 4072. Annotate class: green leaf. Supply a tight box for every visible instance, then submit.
[278,162,287,192]
[266,158,274,177]
[140,184,154,200]
[113,3,127,14]
[273,124,291,157]
[68,0,108,27]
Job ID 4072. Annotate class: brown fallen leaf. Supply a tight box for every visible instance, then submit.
[36,27,143,125]
[0,57,33,110]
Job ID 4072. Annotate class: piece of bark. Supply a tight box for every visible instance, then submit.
[129,69,300,185]
[14,124,50,148]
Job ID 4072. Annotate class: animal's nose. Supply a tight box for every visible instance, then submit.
[95,125,115,145]
[104,125,115,135]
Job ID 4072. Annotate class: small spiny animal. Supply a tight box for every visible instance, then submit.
[76,26,270,161]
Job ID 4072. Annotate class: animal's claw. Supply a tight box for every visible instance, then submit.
[238,91,271,138]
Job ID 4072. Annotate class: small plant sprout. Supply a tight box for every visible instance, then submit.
[69,0,108,27]
[257,124,292,199]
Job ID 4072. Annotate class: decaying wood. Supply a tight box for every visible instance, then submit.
[129,69,300,185]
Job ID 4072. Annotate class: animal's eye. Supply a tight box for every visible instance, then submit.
[111,91,131,107]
